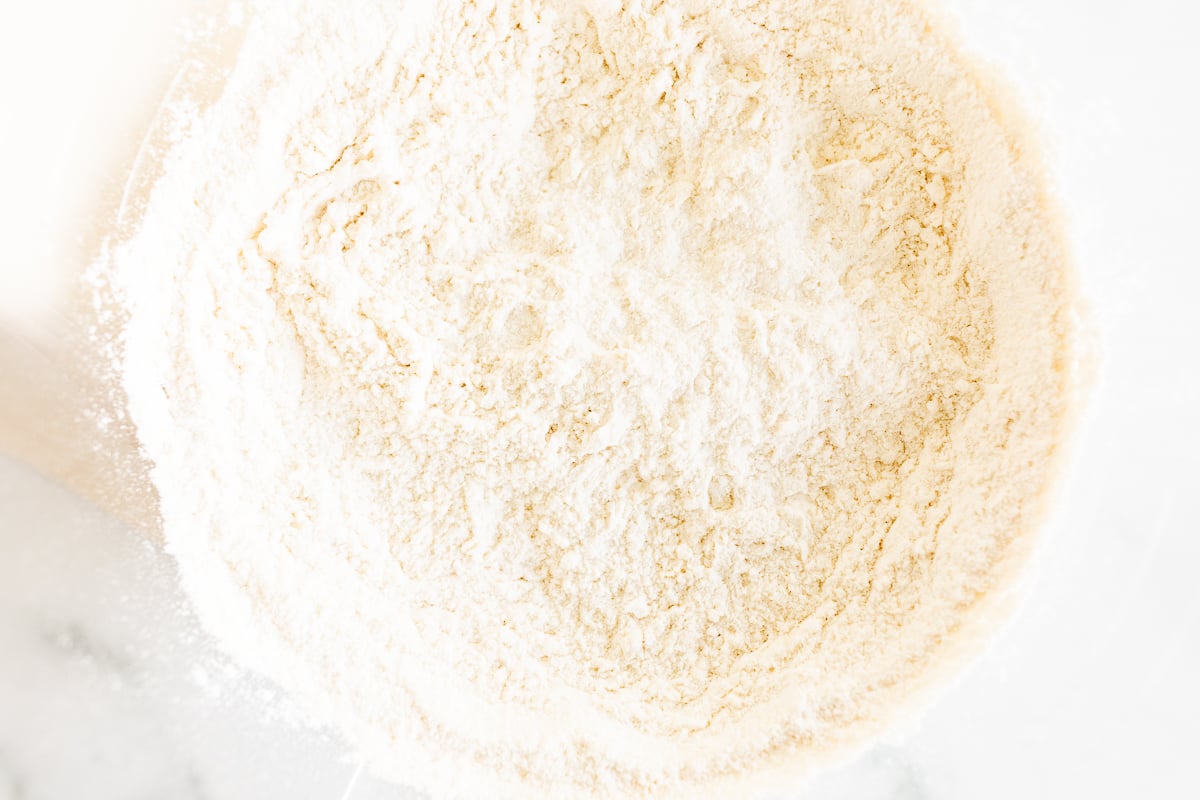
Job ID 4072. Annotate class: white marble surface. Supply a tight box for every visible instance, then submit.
[2,0,1199,798]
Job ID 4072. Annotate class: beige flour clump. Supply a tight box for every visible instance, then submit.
[110,0,1077,797]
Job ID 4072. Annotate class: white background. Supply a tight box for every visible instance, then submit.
[1,1,1198,798]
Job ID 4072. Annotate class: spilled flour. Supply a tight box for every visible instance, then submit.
[109,0,1077,797]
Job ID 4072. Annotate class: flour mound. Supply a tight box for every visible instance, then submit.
[114,0,1077,797]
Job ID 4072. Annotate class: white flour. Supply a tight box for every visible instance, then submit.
[110,0,1077,797]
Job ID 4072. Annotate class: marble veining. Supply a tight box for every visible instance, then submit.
[42,620,137,680]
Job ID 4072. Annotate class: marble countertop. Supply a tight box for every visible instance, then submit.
[2,1,1198,798]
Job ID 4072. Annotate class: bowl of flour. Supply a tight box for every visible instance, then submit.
[100,0,1081,797]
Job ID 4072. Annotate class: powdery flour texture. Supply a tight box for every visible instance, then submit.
[112,0,1079,797]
